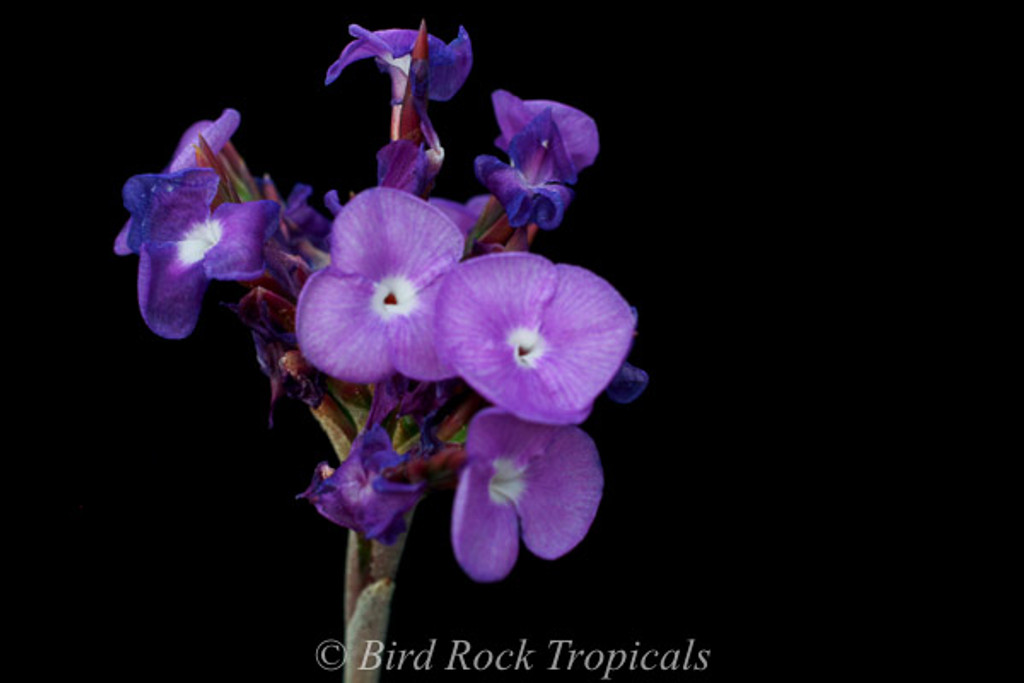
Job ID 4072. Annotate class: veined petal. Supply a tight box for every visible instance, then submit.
[436,252,558,359]
[517,425,603,560]
[451,462,520,583]
[437,253,631,425]
[529,265,636,416]
[122,168,220,252]
[386,278,454,381]
[465,408,560,468]
[428,25,472,102]
[137,241,209,339]
[330,187,463,289]
[295,269,393,382]
[202,200,279,281]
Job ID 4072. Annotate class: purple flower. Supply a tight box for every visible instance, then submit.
[299,425,423,544]
[435,252,636,425]
[474,92,598,230]
[295,187,463,383]
[115,108,241,255]
[122,168,279,339]
[451,409,603,582]
[325,24,472,103]
[475,109,577,229]
[490,90,599,172]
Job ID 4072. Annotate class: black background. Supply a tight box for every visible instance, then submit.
[40,4,847,680]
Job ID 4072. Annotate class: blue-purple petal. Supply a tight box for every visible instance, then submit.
[202,200,279,281]
[474,156,573,230]
[427,25,472,102]
[324,190,344,217]
[491,90,599,172]
[508,109,577,185]
[325,25,472,101]
[605,361,649,404]
[137,241,209,339]
[122,169,220,252]
[285,184,332,241]
[167,109,241,173]
[299,426,421,544]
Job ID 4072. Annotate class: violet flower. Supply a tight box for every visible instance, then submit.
[475,109,575,229]
[325,24,472,102]
[295,187,463,383]
[115,108,241,255]
[299,425,423,544]
[435,252,636,425]
[451,409,603,582]
[490,90,599,172]
[122,168,279,339]
[473,90,599,230]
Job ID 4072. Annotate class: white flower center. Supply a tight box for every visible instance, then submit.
[177,218,223,266]
[508,327,545,368]
[488,458,527,505]
[384,53,411,76]
[371,276,418,319]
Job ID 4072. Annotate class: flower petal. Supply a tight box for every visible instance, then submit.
[518,425,603,560]
[526,265,636,419]
[203,200,279,281]
[285,183,332,241]
[114,219,132,255]
[386,277,454,381]
[137,241,209,339]
[491,90,599,172]
[465,408,560,467]
[325,25,403,85]
[330,187,463,288]
[122,168,220,252]
[295,269,393,382]
[439,253,603,423]
[326,25,472,102]
[606,361,649,404]
[507,109,576,185]
[428,25,472,102]
[451,461,520,583]
[167,109,241,173]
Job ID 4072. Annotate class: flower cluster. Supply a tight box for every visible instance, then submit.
[115,22,647,583]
